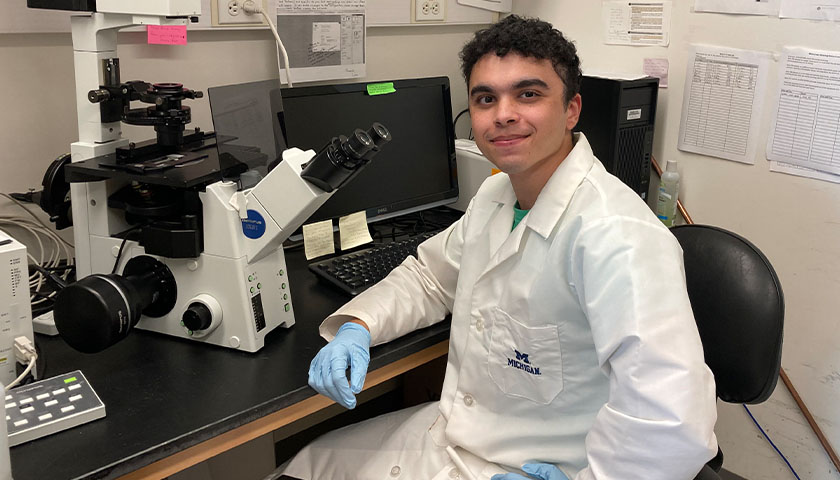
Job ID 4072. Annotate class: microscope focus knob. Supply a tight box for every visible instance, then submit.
[182,302,213,332]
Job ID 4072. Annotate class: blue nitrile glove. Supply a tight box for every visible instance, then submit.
[307,322,371,409]
[491,463,569,480]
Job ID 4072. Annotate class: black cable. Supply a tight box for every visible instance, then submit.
[112,236,131,274]
[34,340,46,381]
[30,263,69,290]
[31,303,55,319]
[453,108,470,131]
[452,108,475,140]
[111,224,146,274]
[30,291,56,300]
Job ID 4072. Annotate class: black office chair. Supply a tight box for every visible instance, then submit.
[672,225,785,480]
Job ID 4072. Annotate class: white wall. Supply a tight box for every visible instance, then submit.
[512,1,840,478]
[0,24,481,210]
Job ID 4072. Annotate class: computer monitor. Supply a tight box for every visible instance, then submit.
[278,76,458,225]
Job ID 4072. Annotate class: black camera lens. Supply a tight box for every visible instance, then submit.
[54,256,177,353]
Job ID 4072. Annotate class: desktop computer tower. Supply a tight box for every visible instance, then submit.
[574,75,659,201]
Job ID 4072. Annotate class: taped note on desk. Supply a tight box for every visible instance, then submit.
[339,211,373,251]
[303,219,335,260]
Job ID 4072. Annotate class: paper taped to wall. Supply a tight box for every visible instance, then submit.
[769,161,840,184]
[603,1,671,46]
[457,0,512,13]
[694,0,780,16]
[767,47,840,175]
[677,45,771,164]
[276,0,366,83]
[780,0,840,21]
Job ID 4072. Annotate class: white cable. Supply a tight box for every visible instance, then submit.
[243,3,294,87]
[0,196,75,305]
[262,10,293,87]
[5,337,38,389]
[5,356,36,390]
[0,193,73,249]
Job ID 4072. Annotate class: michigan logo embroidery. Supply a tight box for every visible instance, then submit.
[507,349,541,375]
[515,349,530,364]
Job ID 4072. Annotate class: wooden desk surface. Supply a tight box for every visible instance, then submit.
[9,247,451,480]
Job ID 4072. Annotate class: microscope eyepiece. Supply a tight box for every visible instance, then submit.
[367,122,391,147]
[342,129,374,160]
[300,123,391,192]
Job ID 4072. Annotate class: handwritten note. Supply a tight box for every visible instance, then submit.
[302,219,335,260]
[147,25,187,45]
[643,58,669,88]
[338,211,373,250]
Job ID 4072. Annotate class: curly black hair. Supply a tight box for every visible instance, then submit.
[459,15,582,104]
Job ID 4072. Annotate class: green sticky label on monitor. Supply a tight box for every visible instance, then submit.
[64,377,77,383]
[367,82,396,96]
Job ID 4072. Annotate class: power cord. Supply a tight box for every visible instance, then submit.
[242,2,294,88]
[743,404,802,479]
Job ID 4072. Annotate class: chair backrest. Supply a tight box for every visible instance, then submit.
[671,225,784,404]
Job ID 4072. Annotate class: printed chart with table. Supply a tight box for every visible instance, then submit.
[678,46,771,164]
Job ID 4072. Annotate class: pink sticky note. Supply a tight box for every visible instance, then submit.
[147,25,187,45]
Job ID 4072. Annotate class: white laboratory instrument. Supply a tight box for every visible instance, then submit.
[28,1,391,353]
[0,230,36,386]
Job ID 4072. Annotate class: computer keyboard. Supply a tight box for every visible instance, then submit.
[309,230,440,296]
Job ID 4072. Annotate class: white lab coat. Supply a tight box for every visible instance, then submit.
[282,134,718,480]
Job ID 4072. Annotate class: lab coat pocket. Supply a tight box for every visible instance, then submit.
[487,308,563,405]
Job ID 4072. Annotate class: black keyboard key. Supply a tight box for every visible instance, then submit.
[308,230,441,296]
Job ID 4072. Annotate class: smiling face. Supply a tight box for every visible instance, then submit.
[468,52,581,205]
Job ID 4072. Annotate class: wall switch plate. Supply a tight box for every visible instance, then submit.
[414,0,446,22]
[211,0,267,26]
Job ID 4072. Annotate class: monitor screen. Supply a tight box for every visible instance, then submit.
[278,76,458,224]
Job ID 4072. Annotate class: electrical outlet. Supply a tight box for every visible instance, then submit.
[212,0,267,26]
[414,0,446,22]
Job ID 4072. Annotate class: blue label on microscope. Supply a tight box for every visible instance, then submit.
[241,210,267,239]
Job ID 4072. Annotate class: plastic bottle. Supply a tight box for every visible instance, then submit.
[656,160,680,227]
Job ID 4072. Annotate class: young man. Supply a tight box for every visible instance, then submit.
[282,15,718,480]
